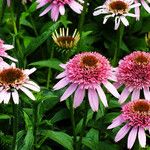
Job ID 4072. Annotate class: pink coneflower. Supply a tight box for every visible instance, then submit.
[108,99,150,149]
[116,51,150,103]
[0,63,40,104]
[93,0,140,30]
[53,52,119,111]
[36,0,83,21]
[0,39,17,62]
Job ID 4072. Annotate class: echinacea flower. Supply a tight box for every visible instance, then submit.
[93,0,140,30]
[52,28,80,49]
[108,99,150,149]
[0,39,17,62]
[0,63,40,104]
[115,51,150,103]
[53,52,119,111]
[36,0,83,21]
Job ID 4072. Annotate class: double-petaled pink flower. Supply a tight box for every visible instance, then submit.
[53,52,119,111]
[0,63,40,104]
[108,99,150,149]
[115,51,150,103]
[0,39,17,62]
[36,0,83,21]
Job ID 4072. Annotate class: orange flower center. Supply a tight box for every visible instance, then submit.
[57,36,75,43]
[134,54,149,65]
[0,68,25,85]
[109,0,128,14]
[81,55,99,67]
[133,100,149,113]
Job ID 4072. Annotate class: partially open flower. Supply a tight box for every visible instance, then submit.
[0,39,17,62]
[0,63,40,104]
[93,0,140,30]
[108,99,150,149]
[52,28,80,49]
[115,51,150,103]
[53,52,119,111]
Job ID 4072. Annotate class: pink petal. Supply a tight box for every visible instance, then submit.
[53,77,69,90]
[12,90,19,104]
[131,89,140,101]
[96,85,108,107]
[115,124,131,142]
[88,88,99,112]
[4,55,18,62]
[59,5,65,15]
[56,71,66,79]
[73,86,85,108]
[141,0,150,13]
[37,0,48,9]
[39,5,52,16]
[103,81,120,98]
[3,44,14,50]
[138,127,146,148]
[59,64,66,69]
[68,0,83,14]
[119,87,132,104]
[51,5,60,21]
[143,87,150,100]
[24,68,36,75]
[7,0,11,6]
[113,82,122,89]
[60,84,78,101]
[127,127,138,149]
[107,115,124,129]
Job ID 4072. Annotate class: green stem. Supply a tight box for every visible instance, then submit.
[10,2,24,64]
[23,4,38,36]
[33,102,39,150]
[112,25,124,66]
[78,0,88,33]
[77,100,88,150]
[69,99,77,150]
[12,104,18,150]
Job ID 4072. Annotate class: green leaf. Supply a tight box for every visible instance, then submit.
[29,58,63,71]
[0,114,12,119]
[24,21,60,56]
[41,130,73,150]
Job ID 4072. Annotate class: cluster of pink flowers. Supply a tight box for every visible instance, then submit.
[54,51,150,149]
[0,39,40,104]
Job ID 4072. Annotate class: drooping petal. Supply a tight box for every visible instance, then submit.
[3,55,18,62]
[141,0,150,13]
[59,5,65,15]
[138,127,146,148]
[39,5,52,16]
[119,87,132,104]
[53,77,69,90]
[107,115,124,129]
[115,124,131,142]
[4,92,11,104]
[120,16,129,26]
[60,84,78,101]
[103,81,120,98]
[88,88,99,112]
[96,85,108,107]
[12,90,19,104]
[127,127,138,149]
[131,88,140,101]
[73,86,85,108]
[26,81,40,90]
[20,87,35,100]
[37,0,48,9]
[68,1,83,14]
[3,44,14,50]
[23,83,40,92]
[24,68,36,75]
[51,5,60,21]
[143,87,150,100]
[114,16,121,30]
